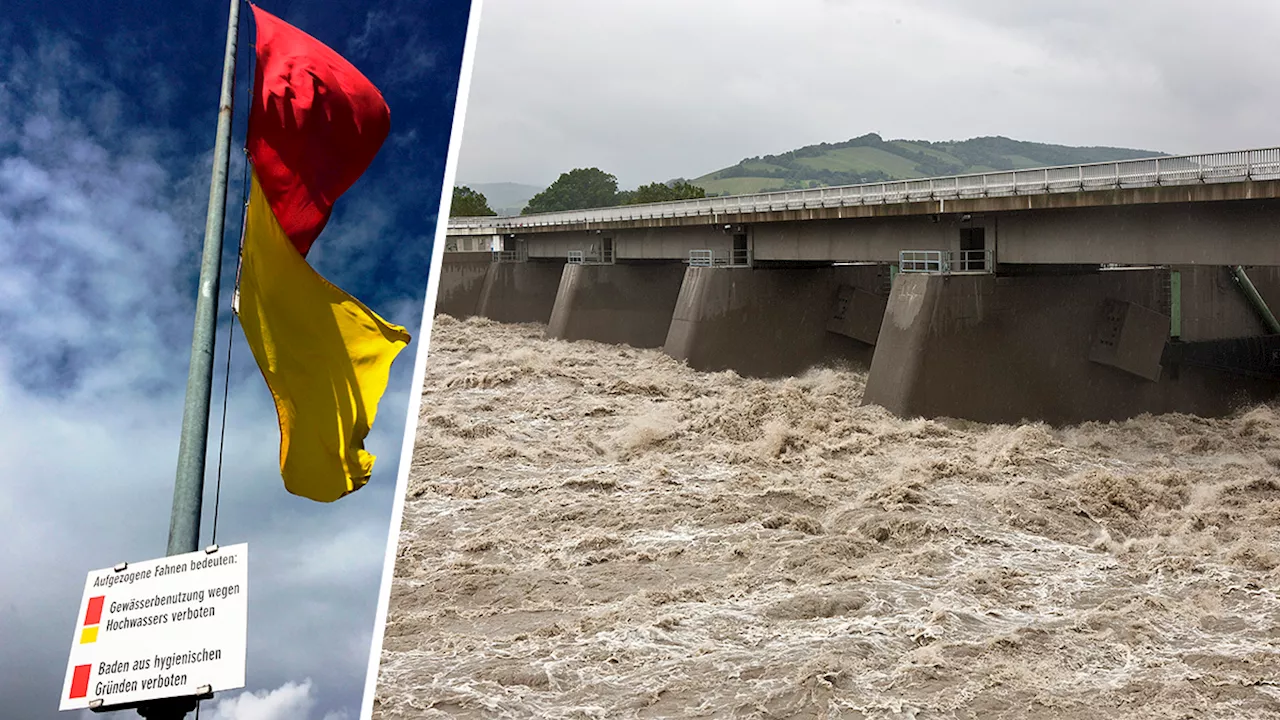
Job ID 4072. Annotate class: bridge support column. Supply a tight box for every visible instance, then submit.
[434,252,492,318]
[546,262,687,348]
[663,264,889,377]
[863,267,1280,425]
[475,259,566,324]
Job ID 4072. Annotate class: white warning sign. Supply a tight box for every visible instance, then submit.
[59,543,248,711]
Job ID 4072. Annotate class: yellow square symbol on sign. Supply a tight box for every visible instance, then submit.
[80,626,99,644]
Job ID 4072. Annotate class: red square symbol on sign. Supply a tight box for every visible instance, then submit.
[84,596,105,626]
[69,664,91,699]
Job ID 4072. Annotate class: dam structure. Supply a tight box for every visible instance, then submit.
[441,148,1280,424]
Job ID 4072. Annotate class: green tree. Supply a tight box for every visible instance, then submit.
[667,180,707,200]
[621,180,707,205]
[522,168,619,214]
[450,186,496,216]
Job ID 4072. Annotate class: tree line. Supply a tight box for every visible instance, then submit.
[450,167,707,217]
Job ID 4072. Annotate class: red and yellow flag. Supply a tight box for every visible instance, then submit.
[237,4,410,503]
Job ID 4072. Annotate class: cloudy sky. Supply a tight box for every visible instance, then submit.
[457,0,1280,190]
[0,0,470,718]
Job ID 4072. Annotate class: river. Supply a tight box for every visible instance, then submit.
[372,314,1280,719]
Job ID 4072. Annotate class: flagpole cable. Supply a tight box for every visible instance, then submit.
[211,1,256,548]
[210,310,235,547]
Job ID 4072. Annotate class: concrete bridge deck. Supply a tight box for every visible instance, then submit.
[448,148,1280,234]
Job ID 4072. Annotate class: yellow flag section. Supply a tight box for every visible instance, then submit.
[237,172,410,502]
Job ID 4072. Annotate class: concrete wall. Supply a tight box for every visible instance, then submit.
[863,269,1280,425]
[753,201,1280,267]
[476,260,566,324]
[524,232,607,260]
[1175,265,1280,341]
[546,263,687,348]
[435,252,491,318]
[995,200,1280,266]
[501,197,1280,267]
[615,226,736,261]
[663,265,887,377]
[753,216,959,263]
[525,225,734,261]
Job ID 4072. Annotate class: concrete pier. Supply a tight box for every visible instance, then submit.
[546,262,687,348]
[475,260,566,325]
[863,267,1280,425]
[435,252,491,318]
[663,264,889,377]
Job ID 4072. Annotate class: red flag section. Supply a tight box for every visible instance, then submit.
[247,4,390,257]
[238,5,409,503]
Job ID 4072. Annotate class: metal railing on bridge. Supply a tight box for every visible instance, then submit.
[448,147,1280,232]
[688,248,750,267]
[492,244,527,263]
[566,246,615,265]
[899,249,992,274]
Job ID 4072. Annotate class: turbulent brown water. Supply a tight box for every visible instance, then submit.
[373,315,1280,719]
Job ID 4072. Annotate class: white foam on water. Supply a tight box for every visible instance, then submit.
[373,316,1280,720]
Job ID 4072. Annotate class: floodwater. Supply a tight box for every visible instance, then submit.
[373,315,1280,719]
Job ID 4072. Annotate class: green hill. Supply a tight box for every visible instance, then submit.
[694,133,1165,196]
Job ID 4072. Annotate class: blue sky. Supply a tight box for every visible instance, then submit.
[0,0,471,718]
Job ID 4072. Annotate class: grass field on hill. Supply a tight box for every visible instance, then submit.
[694,133,1163,195]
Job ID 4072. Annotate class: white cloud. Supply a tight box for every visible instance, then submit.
[459,0,1280,188]
[72,681,344,720]
[205,680,317,720]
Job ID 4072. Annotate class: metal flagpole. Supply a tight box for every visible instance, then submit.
[167,0,240,558]
[139,0,241,716]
